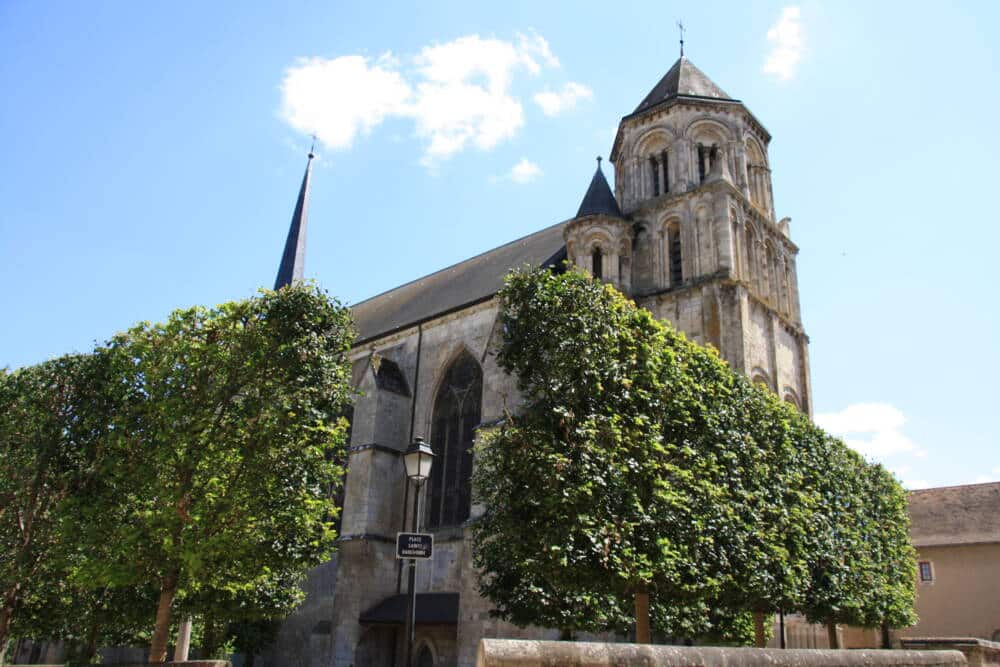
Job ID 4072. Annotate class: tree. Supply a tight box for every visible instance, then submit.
[69,283,354,662]
[474,267,743,642]
[0,353,118,658]
[472,266,916,647]
[858,463,918,641]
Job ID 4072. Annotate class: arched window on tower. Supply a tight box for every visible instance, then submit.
[660,150,670,194]
[697,144,718,183]
[592,247,604,280]
[649,156,660,197]
[667,224,682,286]
[428,352,483,529]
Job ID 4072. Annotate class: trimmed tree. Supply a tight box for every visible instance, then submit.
[69,283,354,662]
[0,353,119,659]
[474,267,746,641]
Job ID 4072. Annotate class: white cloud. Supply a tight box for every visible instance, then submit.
[280,33,574,165]
[533,82,593,117]
[763,6,803,81]
[508,158,542,184]
[280,54,411,150]
[815,402,918,459]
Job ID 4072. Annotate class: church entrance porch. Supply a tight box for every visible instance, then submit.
[358,592,460,666]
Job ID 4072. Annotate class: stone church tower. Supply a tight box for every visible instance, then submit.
[258,54,814,667]
[567,56,811,413]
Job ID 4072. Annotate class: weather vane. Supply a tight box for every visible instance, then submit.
[309,133,317,158]
[677,20,685,57]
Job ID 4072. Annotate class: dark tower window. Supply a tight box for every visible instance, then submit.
[428,352,482,529]
[649,157,660,196]
[697,145,707,182]
[591,247,603,279]
[661,150,670,194]
[669,227,682,286]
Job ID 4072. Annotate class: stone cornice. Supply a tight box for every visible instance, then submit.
[636,275,808,342]
[348,442,402,456]
[627,178,799,255]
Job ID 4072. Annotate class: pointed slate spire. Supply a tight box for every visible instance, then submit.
[576,157,623,218]
[274,149,314,290]
[632,56,734,115]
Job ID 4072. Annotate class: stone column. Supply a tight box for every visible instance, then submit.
[173,617,192,662]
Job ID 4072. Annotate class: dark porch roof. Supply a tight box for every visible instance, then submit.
[351,221,569,344]
[360,592,460,625]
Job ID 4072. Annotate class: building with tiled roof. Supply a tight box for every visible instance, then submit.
[263,54,813,667]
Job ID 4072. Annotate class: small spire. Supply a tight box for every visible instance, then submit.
[273,148,315,290]
[677,20,685,57]
[596,156,603,168]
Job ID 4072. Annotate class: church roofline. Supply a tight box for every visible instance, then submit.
[351,219,570,345]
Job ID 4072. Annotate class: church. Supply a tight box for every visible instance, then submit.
[261,53,811,667]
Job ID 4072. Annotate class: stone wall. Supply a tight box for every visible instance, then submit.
[901,639,1000,667]
[476,640,966,667]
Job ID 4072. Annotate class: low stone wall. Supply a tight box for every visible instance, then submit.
[476,639,967,667]
[901,638,1000,667]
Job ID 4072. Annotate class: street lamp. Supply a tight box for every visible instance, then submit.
[401,437,435,667]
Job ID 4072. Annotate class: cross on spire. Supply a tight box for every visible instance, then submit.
[677,20,685,57]
[309,133,317,159]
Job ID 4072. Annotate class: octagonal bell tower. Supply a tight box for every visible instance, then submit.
[607,55,813,414]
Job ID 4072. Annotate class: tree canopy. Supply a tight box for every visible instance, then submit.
[472,266,916,645]
[2,283,355,662]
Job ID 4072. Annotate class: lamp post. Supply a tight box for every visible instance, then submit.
[401,437,434,667]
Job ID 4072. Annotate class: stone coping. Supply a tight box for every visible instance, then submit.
[477,640,967,667]
[902,639,1000,650]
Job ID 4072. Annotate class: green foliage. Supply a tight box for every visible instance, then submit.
[68,282,354,649]
[1,283,355,657]
[472,266,917,643]
[0,352,122,651]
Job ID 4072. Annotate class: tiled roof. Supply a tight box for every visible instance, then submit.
[351,221,569,343]
[632,56,734,115]
[576,161,623,218]
[908,481,1000,547]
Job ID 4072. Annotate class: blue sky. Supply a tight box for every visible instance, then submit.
[2,1,998,489]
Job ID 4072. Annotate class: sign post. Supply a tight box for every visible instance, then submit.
[397,532,433,560]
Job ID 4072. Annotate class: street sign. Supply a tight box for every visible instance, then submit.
[396,532,433,559]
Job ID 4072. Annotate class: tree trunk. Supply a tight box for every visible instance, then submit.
[753,610,767,648]
[201,620,220,659]
[83,620,100,664]
[149,572,179,663]
[634,589,651,644]
[827,621,840,649]
[881,622,891,649]
[0,601,14,666]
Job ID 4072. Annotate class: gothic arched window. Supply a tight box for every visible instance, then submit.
[428,352,482,529]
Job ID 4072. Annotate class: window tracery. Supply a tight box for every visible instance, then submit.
[428,352,482,529]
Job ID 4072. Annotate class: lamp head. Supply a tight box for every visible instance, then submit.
[403,437,435,483]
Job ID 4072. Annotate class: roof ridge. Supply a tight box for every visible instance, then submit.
[910,480,1000,493]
